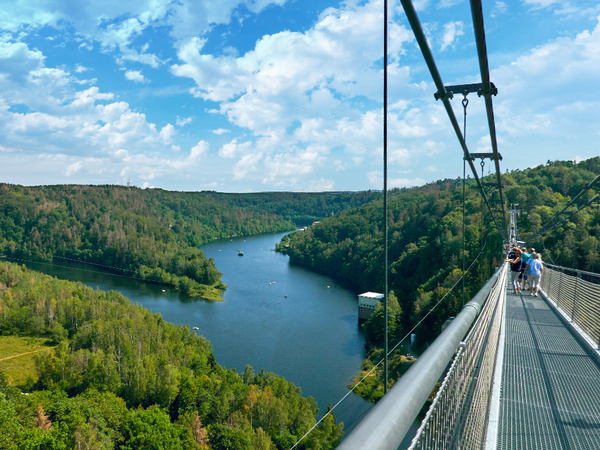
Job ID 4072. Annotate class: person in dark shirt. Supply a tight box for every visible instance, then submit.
[507,247,523,294]
[520,248,532,290]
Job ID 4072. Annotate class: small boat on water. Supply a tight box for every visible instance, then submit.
[238,251,244,256]
[192,327,199,330]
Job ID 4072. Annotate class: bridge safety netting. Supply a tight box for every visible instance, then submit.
[408,263,508,449]
[541,264,600,349]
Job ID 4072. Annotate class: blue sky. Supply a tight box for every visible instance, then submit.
[0,0,599,192]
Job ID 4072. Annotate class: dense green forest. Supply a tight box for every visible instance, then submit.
[202,191,382,224]
[0,185,296,300]
[0,262,343,449]
[0,185,380,300]
[277,158,600,400]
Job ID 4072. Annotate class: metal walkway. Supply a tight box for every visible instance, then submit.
[498,287,600,449]
[339,263,600,450]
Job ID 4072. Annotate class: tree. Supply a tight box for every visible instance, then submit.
[363,292,402,348]
[306,404,343,450]
[73,422,105,450]
[190,412,209,448]
[122,406,183,450]
[0,393,22,450]
[35,403,52,432]
[207,424,251,450]
[173,370,198,419]
[252,427,275,450]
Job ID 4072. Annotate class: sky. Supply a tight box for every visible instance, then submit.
[0,0,599,192]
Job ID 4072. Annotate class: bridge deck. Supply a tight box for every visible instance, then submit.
[498,287,600,449]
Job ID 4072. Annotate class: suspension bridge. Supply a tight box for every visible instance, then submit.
[334,0,600,448]
[337,208,600,449]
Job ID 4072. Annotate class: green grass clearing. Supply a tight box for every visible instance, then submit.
[0,336,55,386]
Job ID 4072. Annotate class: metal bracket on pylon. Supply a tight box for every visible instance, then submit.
[434,82,498,100]
[467,152,502,161]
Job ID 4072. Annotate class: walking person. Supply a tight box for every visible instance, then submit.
[520,248,532,290]
[507,247,523,294]
[524,253,543,296]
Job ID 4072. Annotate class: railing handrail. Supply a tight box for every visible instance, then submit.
[337,265,505,450]
[541,264,600,349]
[543,262,600,279]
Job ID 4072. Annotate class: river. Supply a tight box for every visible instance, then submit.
[20,230,418,446]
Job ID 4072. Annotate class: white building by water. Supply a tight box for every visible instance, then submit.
[358,292,384,321]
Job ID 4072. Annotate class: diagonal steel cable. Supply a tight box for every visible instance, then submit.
[399,0,507,242]
[289,243,489,450]
[469,0,508,236]
[527,174,600,242]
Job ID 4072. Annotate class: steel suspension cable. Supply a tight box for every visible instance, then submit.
[383,0,389,395]
[462,95,468,307]
[469,0,508,234]
[527,174,600,242]
[399,0,507,242]
[463,161,466,307]
[541,241,557,266]
[539,194,600,236]
[289,242,488,450]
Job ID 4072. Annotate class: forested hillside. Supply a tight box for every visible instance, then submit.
[202,191,382,223]
[509,160,600,269]
[277,158,600,400]
[0,262,343,449]
[0,185,297,300]
[0,185,381,301]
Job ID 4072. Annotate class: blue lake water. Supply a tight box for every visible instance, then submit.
[20,231,379,437]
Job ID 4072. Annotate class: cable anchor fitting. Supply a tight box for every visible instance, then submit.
[467,152,503,162]
[434,90,454,101]
[477,83,498,97]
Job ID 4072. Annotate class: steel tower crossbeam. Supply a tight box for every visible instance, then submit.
[399,0,508,242]
[470,0,508,237]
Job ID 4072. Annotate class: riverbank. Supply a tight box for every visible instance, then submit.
[15,231,373,436]
[0,260,345,448]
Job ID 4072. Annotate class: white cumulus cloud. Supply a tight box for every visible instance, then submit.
[0,0,287,69]
[491,1,508,16]
[176,116,193,127]
[65,160,83,175]
[170,0,424,185]
[125,70,149,83]
[492,16,600,147]
[440,21,464,51]
[190,141,209,161]
[0,38,192,186]
[219,138,253,158]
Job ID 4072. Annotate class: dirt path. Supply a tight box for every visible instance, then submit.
[0,347,55,362]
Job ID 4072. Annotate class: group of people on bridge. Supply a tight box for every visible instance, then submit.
[507,247,544,296]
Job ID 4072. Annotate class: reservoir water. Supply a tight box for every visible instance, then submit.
[19,231,378,437]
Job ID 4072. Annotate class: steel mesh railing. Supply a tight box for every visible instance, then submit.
[541,263,600,348]
[408,263,508,450]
